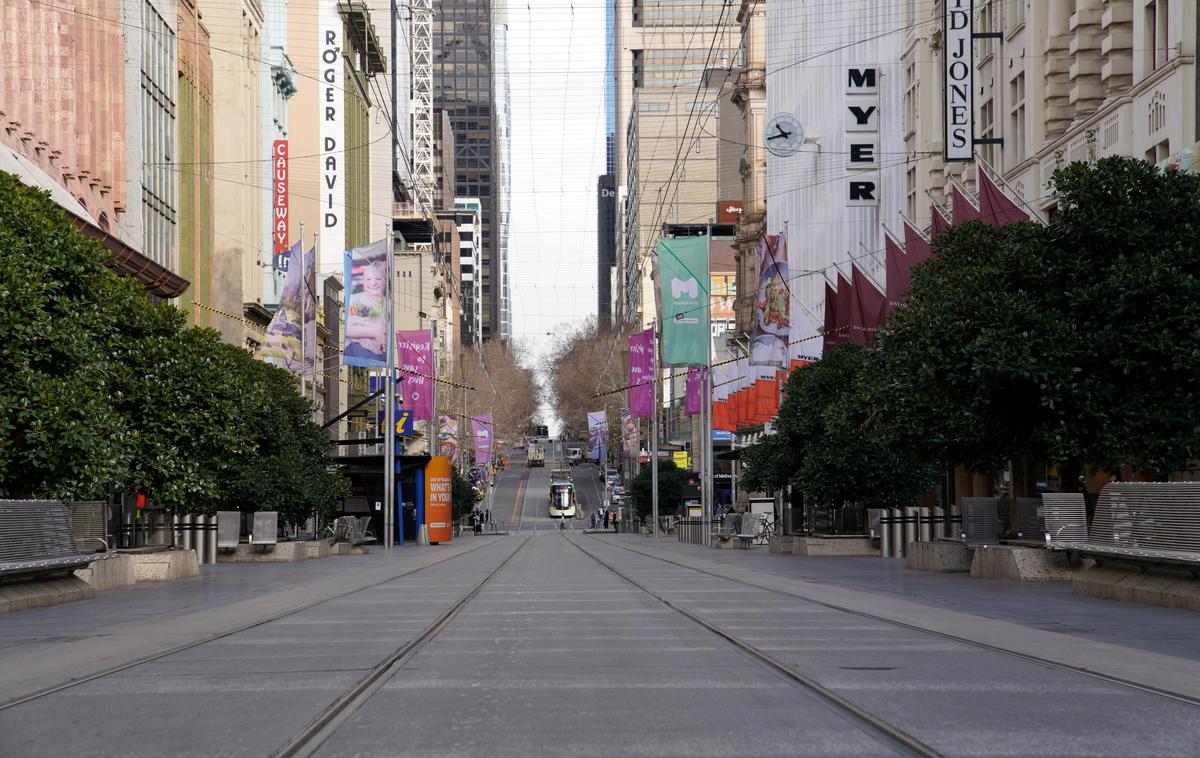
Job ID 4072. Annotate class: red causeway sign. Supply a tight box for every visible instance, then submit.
[272,140,289,254]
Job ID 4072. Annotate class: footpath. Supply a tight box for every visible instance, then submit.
[589,534,1200,697]
[0,536,506,706]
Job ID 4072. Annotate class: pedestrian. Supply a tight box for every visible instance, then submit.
[612,513,619,533]
[603,511,610,529]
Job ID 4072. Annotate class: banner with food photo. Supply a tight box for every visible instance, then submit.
[750,234,789,366]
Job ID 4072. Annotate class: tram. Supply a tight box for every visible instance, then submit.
[548,480,577,518]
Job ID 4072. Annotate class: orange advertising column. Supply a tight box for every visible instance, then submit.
[425,456,453,544]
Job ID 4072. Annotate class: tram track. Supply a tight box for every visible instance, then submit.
[272,536,529,757]
[0,535,510,713]
[565,536,941,757]
[582,535,1200,710]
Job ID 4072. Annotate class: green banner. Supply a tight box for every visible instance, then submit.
[657,236,710,366]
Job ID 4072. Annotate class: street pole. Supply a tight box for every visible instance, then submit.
[298,221,306,401]
[312,230,320,414]
[702,338,713,547]
[651,326,659,540]
[384,222,396,550]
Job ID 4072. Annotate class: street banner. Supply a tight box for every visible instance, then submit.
[343,239,388,367]
[685,366,708,415]
[750,234,789,366]
[628,327,654,418]
[657,236,710,366]
[587,410,608,462]
[302,244,316,373]
[425,456,453,544]
[620,409,639,457]
[438,415,458,462]
[261,239,304,371]
[472,412,493,465]
[397,329,433,420]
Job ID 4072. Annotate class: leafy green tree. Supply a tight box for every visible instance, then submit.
[880,157,1200,479]
[876,220,1077,473]
[0,172,348,519]
[451,466,479,522]
[760,344,937,508]
[1047,158,1200,476]
[738,431,791,493]
[0,172,135,498]
[629,458,689,517]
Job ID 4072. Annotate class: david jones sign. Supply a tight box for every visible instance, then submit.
[944,0,975,161]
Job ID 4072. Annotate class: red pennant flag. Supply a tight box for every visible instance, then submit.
[903,220,933,267]
[837,272,856,346]
[852,265,886,343]
[823,281,838,353]
[952,186,983,224]
[978,171,1029,226]
[712,401,733,432]
[883,232,908,317]
[931,203,951,236]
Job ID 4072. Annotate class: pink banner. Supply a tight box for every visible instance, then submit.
[685,366,707,415]
[472,412,493,465]
[628,328,654,418]
[396,329,433,420]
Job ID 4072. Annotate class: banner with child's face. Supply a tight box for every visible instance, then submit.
[343,240,389,368]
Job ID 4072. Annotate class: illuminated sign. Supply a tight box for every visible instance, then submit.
[272,140,289,263]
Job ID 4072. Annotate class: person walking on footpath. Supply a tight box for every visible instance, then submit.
[603,511,610,530]
[612,513,619,533]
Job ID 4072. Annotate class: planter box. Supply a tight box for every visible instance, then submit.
[217,542,308,563]
[906,541,972,573]
[792,536,878,557]
[970,545,1072,582]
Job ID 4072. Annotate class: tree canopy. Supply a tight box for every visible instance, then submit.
[740,157,1200,501]
[0,171,347,524]
[629,458,689,517]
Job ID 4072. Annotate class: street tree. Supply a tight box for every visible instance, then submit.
[546,319,625,440]
[754,343,938,508]
[629,458,689,518]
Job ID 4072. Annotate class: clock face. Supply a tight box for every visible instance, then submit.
[763,113,805,157]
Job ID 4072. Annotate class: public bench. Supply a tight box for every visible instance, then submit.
[329,516,374,546]
[1046,482,1200,573]
[0,499,115,581]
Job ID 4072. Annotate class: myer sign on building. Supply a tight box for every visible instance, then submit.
[319,1,345,263]
[944,0,974,161]
[845,65,880,207]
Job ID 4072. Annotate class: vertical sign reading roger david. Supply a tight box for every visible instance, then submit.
[319,1,345,262]
[944,0,974,161]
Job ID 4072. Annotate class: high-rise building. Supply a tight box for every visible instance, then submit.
[177,0,216,329]
[612,0,740,329]
[0,0,190,299]
[432,0,510,341]
[596,174,617,326]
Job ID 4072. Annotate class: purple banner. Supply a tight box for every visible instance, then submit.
[397,329,433,421]
[472,412,494,465]
[628,328,654,418]
[685,366,708,415]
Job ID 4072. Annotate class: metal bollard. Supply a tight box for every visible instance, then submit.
[890,507,903,558]
[918,506,931,543]
[879,509,892,557]
[204,515,217,564]
[902,506,917,556]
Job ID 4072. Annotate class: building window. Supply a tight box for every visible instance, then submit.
[1008,72,1026,164]
[1144,0,1171,73]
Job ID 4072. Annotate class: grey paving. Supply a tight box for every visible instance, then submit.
[0,537,523,758]
[578,536,1200,757]
[606,534,1200,662]
[317,531,897,757]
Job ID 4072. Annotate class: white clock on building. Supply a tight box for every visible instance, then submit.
[763,113,805,157]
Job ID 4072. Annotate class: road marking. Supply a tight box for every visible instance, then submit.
[510,473,526,524]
